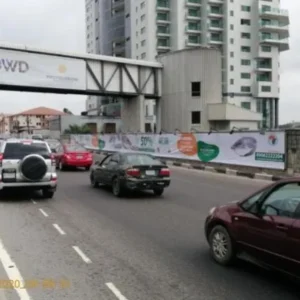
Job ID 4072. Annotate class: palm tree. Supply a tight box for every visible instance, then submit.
[64,124,92,134]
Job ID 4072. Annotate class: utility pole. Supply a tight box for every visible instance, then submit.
[26,116,30,134]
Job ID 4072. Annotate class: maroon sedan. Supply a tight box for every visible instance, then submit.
[205,178,300,279]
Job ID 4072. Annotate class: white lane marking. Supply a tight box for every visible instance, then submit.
[72,246,92,264]
[0,237,32,300]
[52,224,66,235]
[39,208,48,217]
[106,283,129,300]
[31,200,36,204]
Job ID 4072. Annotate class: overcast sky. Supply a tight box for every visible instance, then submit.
[0,0,298,124]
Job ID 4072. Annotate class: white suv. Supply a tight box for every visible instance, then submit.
[0,139,57,198]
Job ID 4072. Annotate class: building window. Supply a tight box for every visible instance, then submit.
[141,27,146,34]
[191,111,201,124]
[241,46,251,52]
[145,105,149,116]
[230,11,234,16]
[230,51,234,57]
[230,38,234,44]
[261,45,271,52]
[141,14,145,21]
[241,102,251,110]
[261,85,271,92]
[191,82,201,96]
[241,59,251,66]
[241,5,251,12]
[241,86,251,92]
[230,24,234,30]
[241,73,251,79]
[241,32,251,39]
[141,52,146,59]
[140,2,145,8]
[241,19,251,25]
[230,79,234,85]
[230,65,234,71]
[141,40,146,46]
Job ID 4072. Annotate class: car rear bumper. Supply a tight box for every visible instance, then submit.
[122,178,171,190]
[63,161,92,167]
[0,181,57,190]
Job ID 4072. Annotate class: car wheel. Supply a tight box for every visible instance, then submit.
[90,172,98,188]
[112,177,123,197]
[153,188,164,196]
[209,225,235,266]
[42,189,54,199]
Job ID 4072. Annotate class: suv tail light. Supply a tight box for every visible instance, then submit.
[50,173,57,181]
[50,154,56,166]
[159,168,170,177]
[0,153,3,167]
[126,168,141,177]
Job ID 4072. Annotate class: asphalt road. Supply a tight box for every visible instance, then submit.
[0,167,298,300]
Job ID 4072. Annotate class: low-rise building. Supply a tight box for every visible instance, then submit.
[8,106,66,134]
[158,47,262,132]
[0,114,11,135]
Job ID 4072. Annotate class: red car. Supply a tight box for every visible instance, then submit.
[55,143,93,171]
[205,177,300,279]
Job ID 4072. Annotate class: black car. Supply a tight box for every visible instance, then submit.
[90,152,171,197]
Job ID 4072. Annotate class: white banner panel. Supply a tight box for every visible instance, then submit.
[69,132,286,170]
[0,49,86,90]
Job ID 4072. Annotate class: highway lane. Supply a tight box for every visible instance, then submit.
[0,167,298,300]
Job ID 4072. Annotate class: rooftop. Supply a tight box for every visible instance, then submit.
[11,106,66,117]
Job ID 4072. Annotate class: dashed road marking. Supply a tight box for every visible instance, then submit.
[106,282,129,300]
[39,208,48,217]
[52,224,66,235]
[0,237,32,300]
[72,246,92,264]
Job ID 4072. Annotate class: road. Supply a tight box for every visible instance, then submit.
[0,167,298,300]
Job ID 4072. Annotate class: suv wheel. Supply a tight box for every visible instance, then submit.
[42,189,54,199]
[208,225,235,266]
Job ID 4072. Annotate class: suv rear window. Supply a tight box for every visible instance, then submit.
[3,142,50,159]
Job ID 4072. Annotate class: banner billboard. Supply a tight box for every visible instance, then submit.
[69,132,286,170]
[0,49,86,90]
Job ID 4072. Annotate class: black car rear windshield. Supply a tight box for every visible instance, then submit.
[3,142,50,159]
[124,154,159,165]
[65,144,86,152]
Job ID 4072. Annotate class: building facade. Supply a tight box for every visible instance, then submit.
[159,48,262,132]
[85,0,289,130]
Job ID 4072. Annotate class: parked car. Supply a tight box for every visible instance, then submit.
[205,178,300,279]
[90,152,171,197]
[0,138,57,198]
[55,143,93,171]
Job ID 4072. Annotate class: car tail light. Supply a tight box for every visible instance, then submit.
[63,154,70,160]
[159,168,170,177]
[126,168,141,177]
[50,173,57,181]
[87,153,93,160]
[50,154,56,166]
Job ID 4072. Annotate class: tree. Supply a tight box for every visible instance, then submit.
[64,124,92,134]
[63,108,73,115]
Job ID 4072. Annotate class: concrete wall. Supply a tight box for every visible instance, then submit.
[157,47,222,132]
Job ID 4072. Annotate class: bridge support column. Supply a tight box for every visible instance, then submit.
[121,95,145,132]
[155,98,162,133]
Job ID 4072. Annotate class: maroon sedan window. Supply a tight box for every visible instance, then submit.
[64,144,86,152]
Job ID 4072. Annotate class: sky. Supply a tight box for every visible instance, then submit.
[0,0,298,124]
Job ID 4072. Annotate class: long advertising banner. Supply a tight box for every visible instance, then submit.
[69,132,286,170]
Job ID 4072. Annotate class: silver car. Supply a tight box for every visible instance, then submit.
[0,139,57,198]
